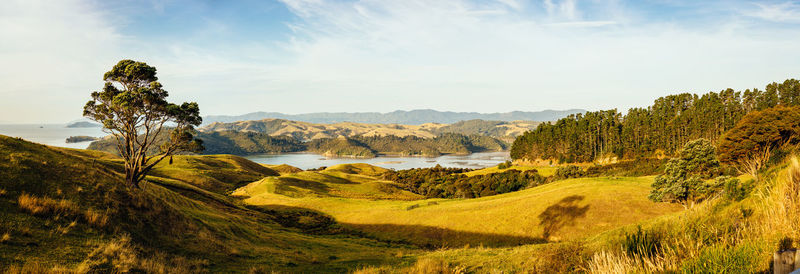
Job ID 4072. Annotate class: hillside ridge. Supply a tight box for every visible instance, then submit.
[203,109,585,125]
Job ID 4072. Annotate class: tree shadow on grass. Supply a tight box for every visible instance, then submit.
[538,195,590,239]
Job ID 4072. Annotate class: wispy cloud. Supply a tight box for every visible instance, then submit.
[2,0,800,123]
[745,1,800,23]
[0,0,124,122]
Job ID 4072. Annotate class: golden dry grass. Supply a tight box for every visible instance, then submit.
[17,193,108,228]
[232,165,421,200]
[237,174,682,247]
[353,258,466,274]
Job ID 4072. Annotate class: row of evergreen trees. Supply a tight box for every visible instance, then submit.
[511,79,800,162]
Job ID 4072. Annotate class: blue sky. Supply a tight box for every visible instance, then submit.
[2,0,800,123]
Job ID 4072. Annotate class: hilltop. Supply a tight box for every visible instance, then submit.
[202,109,584,125]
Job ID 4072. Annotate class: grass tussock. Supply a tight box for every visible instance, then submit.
[353,258,466,274]
[17,193,108,228]
[5,262,72,274]
[588,249,679,273]
[75,234,208,273]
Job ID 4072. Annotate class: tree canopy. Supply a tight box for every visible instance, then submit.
[83,59,203,188]
[717,106,800,177]
[649,139,720,204]
[511,79,800,163]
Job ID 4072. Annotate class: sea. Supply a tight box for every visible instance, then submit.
[0,124,107,149]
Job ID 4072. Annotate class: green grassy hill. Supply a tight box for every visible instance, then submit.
[232,164,421,200]
[235,168,683,247]
[0,135,413,272]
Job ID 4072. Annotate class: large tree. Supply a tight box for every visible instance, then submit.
[649,139,720,205]
[84,60,203,188]
[718,106,800,178]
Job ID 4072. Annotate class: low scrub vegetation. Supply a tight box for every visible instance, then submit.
[382,165,546,198]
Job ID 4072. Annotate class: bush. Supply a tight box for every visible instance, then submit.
[498,160,512,169]
[555,165,585,179]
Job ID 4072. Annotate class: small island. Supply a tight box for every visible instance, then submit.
[66,121,101,128]
[66,135,99,143]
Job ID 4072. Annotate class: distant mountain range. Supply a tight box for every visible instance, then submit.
[202,109,586,125]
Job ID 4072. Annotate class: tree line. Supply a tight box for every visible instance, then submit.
[511,79,800,163]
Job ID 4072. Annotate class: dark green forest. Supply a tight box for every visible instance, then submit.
[511,79,800,163]
[381,165,547,198]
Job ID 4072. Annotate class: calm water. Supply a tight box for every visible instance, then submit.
[0,124,509,170]
[244,151,511,170]
[0,124,107,149]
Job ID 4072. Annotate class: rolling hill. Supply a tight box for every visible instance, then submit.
[234,164,683,247]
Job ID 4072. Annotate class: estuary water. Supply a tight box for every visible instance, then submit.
[0,124,106,149]
[0,124,510,170]
[243,151,510,170]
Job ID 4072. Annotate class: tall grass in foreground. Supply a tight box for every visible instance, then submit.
[588,156,800,273]
[760,156,800,246]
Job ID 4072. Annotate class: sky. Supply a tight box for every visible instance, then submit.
[1,0,800,123]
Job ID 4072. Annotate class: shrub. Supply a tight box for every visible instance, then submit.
[498,160,512,169]
[555,165,585,179]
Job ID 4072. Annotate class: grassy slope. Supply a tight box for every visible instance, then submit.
[385,164,794,273]
[233,164,421,201]
[0,135,413,272]
[237,170,683,247]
